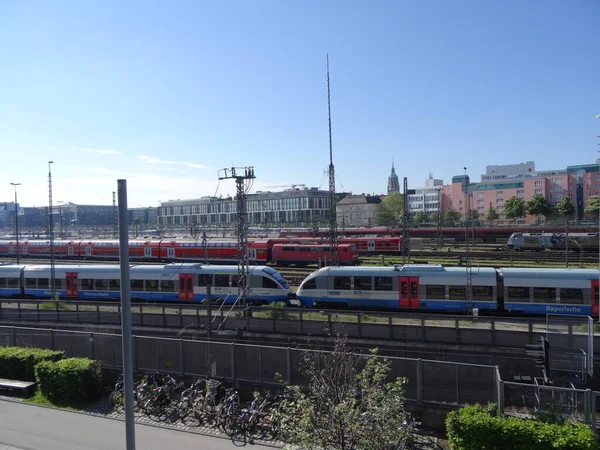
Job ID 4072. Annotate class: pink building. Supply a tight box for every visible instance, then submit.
[441,162,599,225]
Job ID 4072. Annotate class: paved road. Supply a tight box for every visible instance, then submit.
[0,400,278,450]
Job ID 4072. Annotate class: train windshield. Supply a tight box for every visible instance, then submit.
[262,267,289,289]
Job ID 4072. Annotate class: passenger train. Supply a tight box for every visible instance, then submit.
[0,263,292,305]
[506,232,599,252]
[295,265,600,317]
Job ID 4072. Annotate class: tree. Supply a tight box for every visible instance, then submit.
[504,196,526,225]
[444,209,462,226]
[555,196,575,223]
[485,205,499,226]
[376,191,404,226]
[467,209,480,223]
[584,196,600,217]
[278,330,415,450]
[412,211,426,227]
[526,193,552,224]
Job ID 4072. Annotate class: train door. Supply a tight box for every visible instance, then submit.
[66,272,78,298]
[367,240,375,253]
[85,246,92,257]
[248,248,257,261]
[178,274,194,300]
[592,280,599,316]
[399,276,420,308]
[22,246,27,256]
[168,248,175,259]
[144,247,152,258]
[68,246,74,257]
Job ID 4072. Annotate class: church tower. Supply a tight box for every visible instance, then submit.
[387,160,400,194]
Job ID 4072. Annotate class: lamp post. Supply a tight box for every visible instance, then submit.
[10,183,21,264]
[48,161,56,300]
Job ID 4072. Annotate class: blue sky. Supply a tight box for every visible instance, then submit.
[1,0,599,207]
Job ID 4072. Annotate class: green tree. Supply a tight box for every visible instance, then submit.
[485,205,499,226]
[412,211,426,227]
[555,196,575,223]
[526,193,552,224]
[278,330,415,450]
[444,209,462,226]
[467,209,480,223]
[504,196,526,225]
[376,191,404,226]
[584,196,600,217]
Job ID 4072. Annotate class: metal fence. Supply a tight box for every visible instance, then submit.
[0,324,498,408]
[2,300,596,357]
[546,314,594,378]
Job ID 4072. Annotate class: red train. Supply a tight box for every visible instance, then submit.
[286,236,403,254]
[0,239,360,266]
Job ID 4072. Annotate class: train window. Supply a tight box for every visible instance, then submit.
[262,277,278,289]
[375,277,393,291]
[7,278,19,288]
[333,277,351,290]
[0,278,5,288]
[354,276,372,290]
[37,278,50,289]
[197,274,212,287]
[81,279,94,290]
[95,279,109,290]
[145,280,159,292]
[472,286,494,301]
[283,246,296,251]
[425,285,445,299]
[449,286,466,300]
[560,288,584,304]
[507,287,530,300]
[110,279,121,291]
[400,281,408,298]
[533,287,556,303]
[231,275,239,288]
[131,279,144,291]
[55,279,64,289]
[160,280,175,292]
[215,274,229,287]
[302,278,317,290]
[25,278,36,289]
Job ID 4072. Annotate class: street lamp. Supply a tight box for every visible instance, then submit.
[10,183,21,264]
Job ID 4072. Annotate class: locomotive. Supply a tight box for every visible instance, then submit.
[506,232,599,252]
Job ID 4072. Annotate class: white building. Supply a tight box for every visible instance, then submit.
[407,176,443,217]
[336,195,383,228]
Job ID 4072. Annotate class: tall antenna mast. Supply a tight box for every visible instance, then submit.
[327,54,338,266]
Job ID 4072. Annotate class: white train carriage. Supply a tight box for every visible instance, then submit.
[295,264,499,311]
[500,268,599,316]
[0,265,26,297]
[18,263,291,304]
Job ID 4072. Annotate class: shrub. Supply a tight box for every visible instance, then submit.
[0,346,64,381]
[446,404,597,450]
[265,301,290,320]
[35,357,103,403]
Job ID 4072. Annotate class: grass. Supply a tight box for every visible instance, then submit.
[39,301,71,310]
[24,390,91,410]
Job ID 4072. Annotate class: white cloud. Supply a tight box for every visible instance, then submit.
[184,162,209,169]
[137,155,179,165]
[72,147,122,155]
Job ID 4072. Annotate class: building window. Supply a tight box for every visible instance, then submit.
[496,199,503,204]
[477,192,484,198]
[517,190,524,195]
[535,181,543,187]
[535,189,542,194]
[496,191,503,196]
[497,206,504,212]
[477,199,484,205]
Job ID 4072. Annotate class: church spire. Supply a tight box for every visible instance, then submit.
[387,161,399,194]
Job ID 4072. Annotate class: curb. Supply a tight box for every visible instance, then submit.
[0,397,282,448]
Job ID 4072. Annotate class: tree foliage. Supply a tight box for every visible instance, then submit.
[503,196,526,224]
[444,209,462,226]
[467,209,479,221]
[412,211,426,227]
[485,206,499,226]
[278,330,415,450]
[376,191,404,226]
[584,196,600,217]
[554,196,575,221]
[526,193,552,224]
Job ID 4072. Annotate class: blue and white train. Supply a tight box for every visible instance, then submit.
[295,264,600,317]
[0,263,292,305]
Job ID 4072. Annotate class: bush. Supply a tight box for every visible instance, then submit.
[446,404,597,450]
[265,301,289,320]
[35,357,103,403]
[0,346,64,381]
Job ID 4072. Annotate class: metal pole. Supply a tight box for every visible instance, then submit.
[10,183,21,264]
[48,161,56,301]
[117,179,136,450]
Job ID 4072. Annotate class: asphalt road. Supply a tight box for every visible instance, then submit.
[0,400,278,450]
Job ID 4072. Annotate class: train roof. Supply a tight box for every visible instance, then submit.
[308,264,497,278]
[499,267,599,280]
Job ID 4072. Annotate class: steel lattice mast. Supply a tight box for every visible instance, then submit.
[219,167,255,308]
[327,54,338,266]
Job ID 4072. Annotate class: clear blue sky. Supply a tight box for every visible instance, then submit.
[1,0,599,208]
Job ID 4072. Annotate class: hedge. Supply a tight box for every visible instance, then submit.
[446,404,597,450]
[0,347,65,381]
[35,357,103,403]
